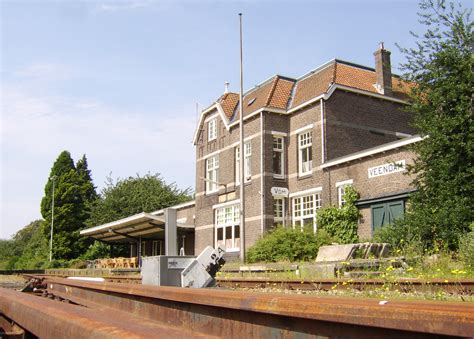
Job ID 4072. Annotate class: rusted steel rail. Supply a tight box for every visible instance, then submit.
[27,273,474,293]
[11,276,471,338]
[216,277,474,293]
[0,287,213,338]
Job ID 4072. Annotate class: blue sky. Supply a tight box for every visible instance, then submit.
[0,0,463,239]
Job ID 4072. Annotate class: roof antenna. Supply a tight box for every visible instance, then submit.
[224,81,230,94]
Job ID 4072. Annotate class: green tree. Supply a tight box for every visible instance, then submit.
[397,0,473,250]
[41,151,97,260]
[87,173,192,227]
[0,220,49,269]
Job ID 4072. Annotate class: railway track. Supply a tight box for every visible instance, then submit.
[216,277,474,294]
[1,276,473,338]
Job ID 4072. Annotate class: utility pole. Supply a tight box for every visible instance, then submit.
[238,13,246,263]
[49,175,57,262]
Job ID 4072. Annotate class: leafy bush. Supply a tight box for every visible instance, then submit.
[81,241,111,260]
[247,227,335,263]
[459,223,474,269]
[316,186,360,243]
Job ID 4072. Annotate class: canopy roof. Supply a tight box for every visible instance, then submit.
[80,212,193,243]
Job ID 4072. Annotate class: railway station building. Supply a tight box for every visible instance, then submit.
[82,45,420,260]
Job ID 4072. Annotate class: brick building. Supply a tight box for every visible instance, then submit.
[192,46,419,257]
[82,46,420,261]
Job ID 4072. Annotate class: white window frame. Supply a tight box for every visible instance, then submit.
[215,204,240,252]
[292,193,321,233]
[273,197,285,226]
[208,118,217,141]
[273,136,284,179]
[235,142,252,185]
[206,155,219,194]
[298,131,313,176]
[336,179,353,207]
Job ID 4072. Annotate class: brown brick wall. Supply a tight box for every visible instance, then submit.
[325,90,415,160]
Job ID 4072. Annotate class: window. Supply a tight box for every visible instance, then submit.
[273,198,284,227]
[206,155,219,193]
[298,131,312,176]
[292,193,321,232]
[215,205,240,252]
[273,137,284,178]
[152,240,161,256]
[372,200,405,231]
[208,118,217,141]
[336,180,353,207]
[141,241,146,256]
[235,142,251,185]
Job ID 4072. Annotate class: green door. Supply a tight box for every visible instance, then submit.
[387,201,404,224]
[371,200,405,231]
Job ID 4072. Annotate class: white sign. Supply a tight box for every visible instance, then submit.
[368,160,406,178]
[271,187,289,197]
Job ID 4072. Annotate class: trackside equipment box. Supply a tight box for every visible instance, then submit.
[141,256,195,287]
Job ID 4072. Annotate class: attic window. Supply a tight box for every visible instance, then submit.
[247,98,256,106]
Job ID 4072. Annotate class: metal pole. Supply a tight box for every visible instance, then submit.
[239,13,246,263]
[49,175,57,262]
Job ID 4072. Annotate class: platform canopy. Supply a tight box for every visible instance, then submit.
[80,212,193,243]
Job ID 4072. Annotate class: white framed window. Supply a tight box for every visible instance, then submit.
[336,179,353,207]
[215,205,240,252]
[273,197,285,227]
[235,142,252,185]
[208,118,217,141]
[273,136,284,178]
[292,193,321,232]
[298,131,313,176]
[206,155,219,194]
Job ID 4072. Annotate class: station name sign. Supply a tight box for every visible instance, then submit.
[271,187,289,197]
[368,160,406,178]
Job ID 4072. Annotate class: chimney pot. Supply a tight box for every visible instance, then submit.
[224,82,230,94]
[374,44,392,96]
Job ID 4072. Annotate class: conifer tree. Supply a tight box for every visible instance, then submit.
[41,151,97,260]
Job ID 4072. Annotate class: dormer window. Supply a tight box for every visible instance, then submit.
[208,118,217,141]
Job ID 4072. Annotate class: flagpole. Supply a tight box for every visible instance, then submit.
[238,13,246,263]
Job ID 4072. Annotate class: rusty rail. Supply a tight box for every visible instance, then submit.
[216,277,474,293]
[18,277,472,338]
[0,287,212,338]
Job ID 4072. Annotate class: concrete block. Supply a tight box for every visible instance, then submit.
[316,244,357,262]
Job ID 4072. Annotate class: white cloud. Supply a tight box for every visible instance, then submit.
[1,84,196,238]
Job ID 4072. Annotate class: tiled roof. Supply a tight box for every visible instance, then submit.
[290,63,335,109]
[205,59,410,122]
[334,62,410,100]
[267,78,294,109]
[217,92,239,119]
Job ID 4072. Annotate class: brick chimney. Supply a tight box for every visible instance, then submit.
[373,42,392,96]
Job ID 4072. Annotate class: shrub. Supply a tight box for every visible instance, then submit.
[247,226,335,263]
[316,186,360,243]
[459,223,474,269]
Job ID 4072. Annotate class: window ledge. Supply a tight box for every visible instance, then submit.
[297,173,313,180]
[205,191,219,197]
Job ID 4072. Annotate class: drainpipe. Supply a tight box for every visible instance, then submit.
[260,111,265,235]
[320,98,326,164]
